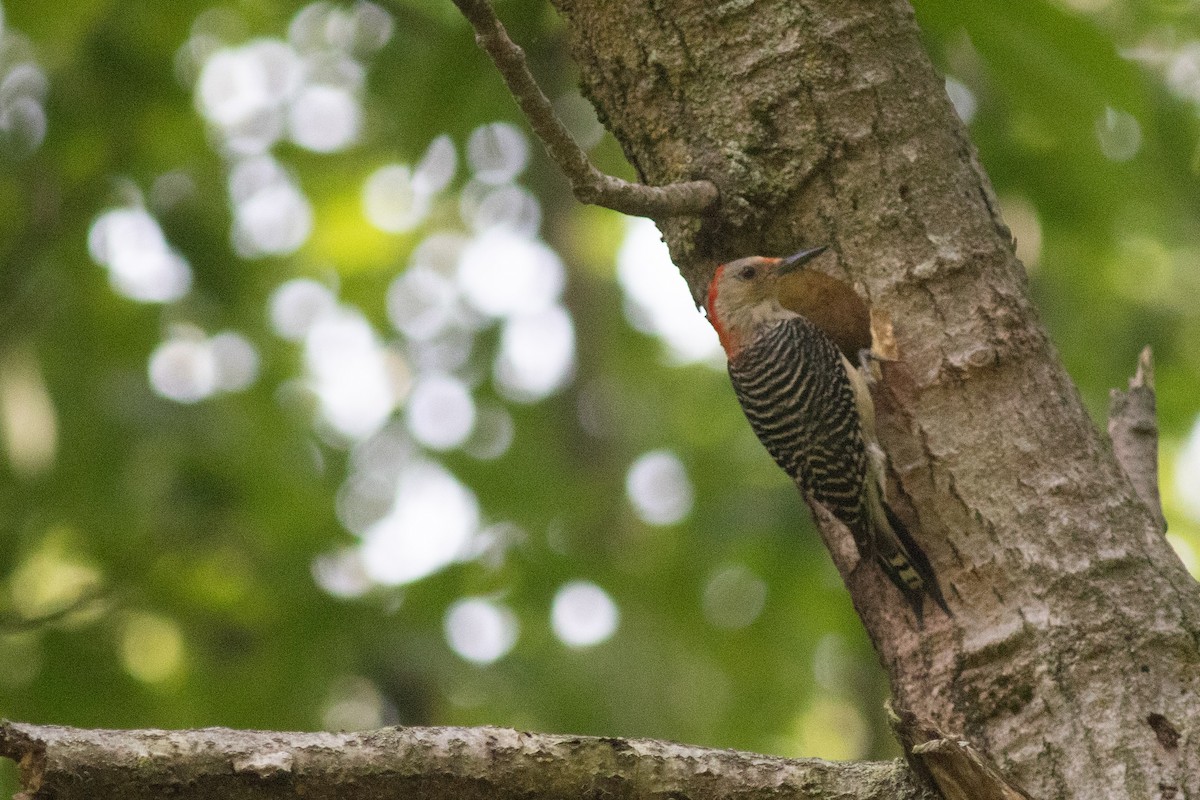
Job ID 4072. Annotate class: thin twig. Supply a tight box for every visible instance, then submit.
[450,0,719,219]
[1108,346,1166,533]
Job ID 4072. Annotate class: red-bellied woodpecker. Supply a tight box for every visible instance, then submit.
[776,258,872,361]
[705,247,948,618]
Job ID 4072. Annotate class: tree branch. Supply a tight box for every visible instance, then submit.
[1108,346,1166,532]
[449,0,719,219]
[0,722,932,800]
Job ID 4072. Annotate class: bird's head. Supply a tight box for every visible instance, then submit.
[705,246,827,357]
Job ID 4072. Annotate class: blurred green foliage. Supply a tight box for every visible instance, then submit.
[0,1,1198,794]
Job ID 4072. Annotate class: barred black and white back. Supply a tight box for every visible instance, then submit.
[728,316,948,618]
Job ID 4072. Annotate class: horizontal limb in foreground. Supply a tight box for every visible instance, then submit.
[0,722,928,800]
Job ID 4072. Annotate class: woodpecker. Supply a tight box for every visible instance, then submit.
[706,247,948,618]
[776,260,872,360]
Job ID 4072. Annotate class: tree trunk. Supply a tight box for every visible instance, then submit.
[550,0,1200,797]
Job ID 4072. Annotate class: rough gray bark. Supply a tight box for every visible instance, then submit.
[0,722,931,800]
[548,0,1200,798]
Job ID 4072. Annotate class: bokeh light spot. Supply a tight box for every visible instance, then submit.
[359,462,479,585]
[702,563,767,629]
[464,405,515,461]
[998,195,1043,270]
[305,308,400,441]
[406,374,475,451]
[363,164,429,233]
[232,172,313,257]
[312,548,374,599]
[414,134,458,194]
[464,184,542,237]
[10,530,101,624]
[553,92,604,150]
[1175,414,1200,525]
[345,2,395,54]
[617,218,720,363]
[288,83,360,152]
[467,121,529,184]
[149,336,219,404]
[812,633,854,693]
[289,3,334,51]
[197,46,275,128]
[458,229,564,318]
[494,305,575,402]
[551,581,619,647]
[1095,106,1141,162]
[0,348,58,477]
[409,326,475,374]
[270,278,337,341]
[387,267,459,341]
[0,25,48,159]
[336,472,399,537]
[321,675,394,731]
[150,171,197,213]
[147,327,260,403]
[444,597,519,664]
[411,231,468,276]
[0,62,49,105]
[121,612,185,684]
[88,207,192,303]
[0,95,46,157]
[210,331,260,392]
[0,57,50,159]
[1167,42,1200,103]
[1167,533,1197,578]
[944,76,976,124]
[789,698,870,761]
[625,450,694,526]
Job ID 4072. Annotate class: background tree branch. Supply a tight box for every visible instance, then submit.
[0,722,931,800]
[448,0,718,218]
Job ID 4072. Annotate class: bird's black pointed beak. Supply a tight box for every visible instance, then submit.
[776,245,828,275]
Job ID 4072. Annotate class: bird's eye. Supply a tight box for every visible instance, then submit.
[737,265,756,280]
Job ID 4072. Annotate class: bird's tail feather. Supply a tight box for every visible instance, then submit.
[862,500,950,621]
